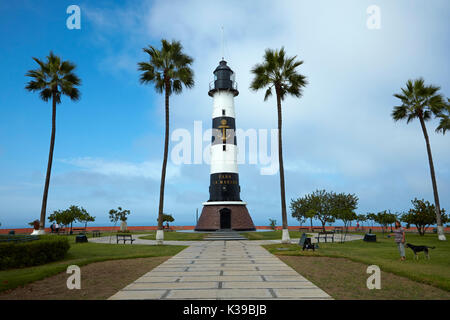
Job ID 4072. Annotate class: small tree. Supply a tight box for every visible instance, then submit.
[330,192,358,241]
[78,211,96,229]
[401,198,448,236]
[28,219,40,230]
[374,210,397,234]
[290,198,315,229]
[291,190,336,232]
[331,192,358,232]
[109,207,131,223]
[48,205,88,234]
[268,219,277,230]
[159,213,175,226]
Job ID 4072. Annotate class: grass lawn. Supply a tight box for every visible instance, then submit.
[263,233,450,293]
[278,255,450,299]
[240,230,309,240]
[139,231,209,241]
[0,239,186,293]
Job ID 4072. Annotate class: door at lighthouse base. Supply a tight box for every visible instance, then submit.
[219,208,231,229]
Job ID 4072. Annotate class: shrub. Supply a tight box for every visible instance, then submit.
[268,219,277,230]
[0,236,70,270]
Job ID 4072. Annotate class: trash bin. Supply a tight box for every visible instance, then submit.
[76,235,88,243]
[363,233,376,242]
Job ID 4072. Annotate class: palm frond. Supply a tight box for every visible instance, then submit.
[391,105,409,121]
[392,78,446,125]
[138,39,194,96]
[264,87,273,101]
[250,47,307,103]
[436,115,450,134]
[25,52,81,104]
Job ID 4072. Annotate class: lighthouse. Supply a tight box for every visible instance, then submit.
[195,60,256,231]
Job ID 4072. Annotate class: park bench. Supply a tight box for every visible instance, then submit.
[315,231,335,243]
[91,230,101,237]
[50,228,66,234]
[333,227,344,234]
[116,234,135,244]
[72,228,87,234]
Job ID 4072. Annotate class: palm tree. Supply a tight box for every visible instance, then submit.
[392,78,447,241]
[435,99,450,135]
[25,52,81,234]
[250,47,307,243]
[138,39,194,244]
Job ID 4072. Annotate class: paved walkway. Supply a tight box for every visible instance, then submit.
[108,240,332,300]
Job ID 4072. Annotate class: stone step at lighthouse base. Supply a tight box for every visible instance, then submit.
[204,230,247,241]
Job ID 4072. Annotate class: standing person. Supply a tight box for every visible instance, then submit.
[55,222,60,233]
[50,222,55,233]
[392,221,406,261]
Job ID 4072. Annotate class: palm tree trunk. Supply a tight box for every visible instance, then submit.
[39,95,57,232]
[276,89,287,228]
[276,88,289,243]
[418,114,446,241]
[157,80,170,232]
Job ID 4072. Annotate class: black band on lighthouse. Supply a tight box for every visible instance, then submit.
[208,172,241,201]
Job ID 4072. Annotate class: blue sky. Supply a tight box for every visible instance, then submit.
[0,0,449,228]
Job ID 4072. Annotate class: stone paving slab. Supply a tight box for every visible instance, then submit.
[109,241,332,300]
[167,289,274,299]
[222,282,316,289]
[133,276,179,282]
[124,282,219,290]
[274,288,331,298]
[178,275,265,282]
[110,290,168,300]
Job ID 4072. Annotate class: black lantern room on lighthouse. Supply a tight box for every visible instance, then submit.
[195,60,255,231]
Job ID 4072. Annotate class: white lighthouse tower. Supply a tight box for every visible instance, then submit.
[195,60,255,231]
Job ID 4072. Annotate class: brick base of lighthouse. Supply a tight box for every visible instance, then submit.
[195,204,256,231]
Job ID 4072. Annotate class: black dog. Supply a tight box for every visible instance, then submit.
[406,243,435,260]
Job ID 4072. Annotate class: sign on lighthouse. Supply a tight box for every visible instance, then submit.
[195,60,256,231]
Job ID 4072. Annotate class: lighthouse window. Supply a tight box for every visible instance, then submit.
[223,145,226,151]
[222,109,225,116]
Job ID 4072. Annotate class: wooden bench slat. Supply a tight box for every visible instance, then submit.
[116,234,135,244]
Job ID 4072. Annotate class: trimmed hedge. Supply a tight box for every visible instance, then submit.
[0,236,70,270]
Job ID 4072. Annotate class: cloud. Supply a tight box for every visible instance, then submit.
[58,157,181,181]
